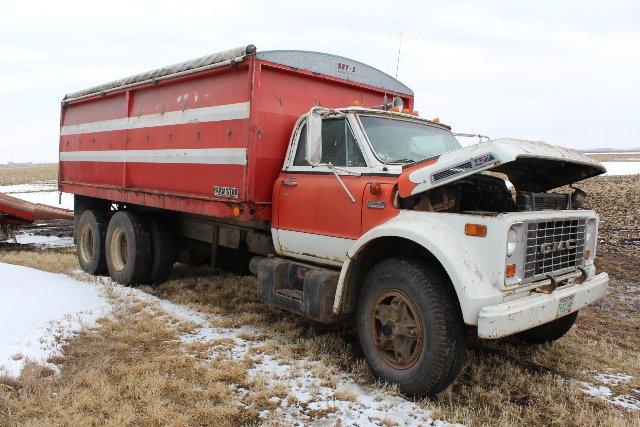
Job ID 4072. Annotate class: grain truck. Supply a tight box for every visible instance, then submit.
[59,44,609,395]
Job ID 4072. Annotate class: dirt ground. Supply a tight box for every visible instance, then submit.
[1,170,639,426]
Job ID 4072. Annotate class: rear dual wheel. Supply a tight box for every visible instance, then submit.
[106,211,151,285]
[76,207,175,285]
[141,213,175,284]
[105,211,175,286]
[76,210,110,275]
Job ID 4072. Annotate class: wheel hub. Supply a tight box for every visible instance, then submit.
[381,323,393,336]
[370,289,424,369]
[79,224,94,264]
[110,227,128,272]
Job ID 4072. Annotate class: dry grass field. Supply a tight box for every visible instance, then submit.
[1,164,639,426]
[0,163,57,186]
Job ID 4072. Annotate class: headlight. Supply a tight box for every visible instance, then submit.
[585,218,597,263]
[585,218,597,244]
[506,227,518,256]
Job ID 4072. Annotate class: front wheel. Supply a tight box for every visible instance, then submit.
[356,258,466,396]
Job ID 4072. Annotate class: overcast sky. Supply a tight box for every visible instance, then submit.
[1,0,639,163]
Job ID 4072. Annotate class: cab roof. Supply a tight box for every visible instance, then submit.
[326,106,451,130]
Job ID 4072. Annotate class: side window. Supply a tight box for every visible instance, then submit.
[293,125,308,166]
[321,118,366,167]
[291,119,366,167]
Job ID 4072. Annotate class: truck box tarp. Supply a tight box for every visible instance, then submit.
[63,46,413,101]
[63,45,256,100]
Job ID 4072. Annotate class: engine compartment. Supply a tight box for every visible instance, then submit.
[399,173,586,214]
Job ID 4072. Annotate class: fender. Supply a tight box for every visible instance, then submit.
[332,211,504,325]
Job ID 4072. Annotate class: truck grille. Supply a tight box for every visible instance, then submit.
[516,192,571,211]
[523,218,586,283]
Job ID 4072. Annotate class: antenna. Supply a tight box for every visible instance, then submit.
[386,0,397,76]
[395,31,403,80]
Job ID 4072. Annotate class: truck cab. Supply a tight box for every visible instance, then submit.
[264,105,608,395]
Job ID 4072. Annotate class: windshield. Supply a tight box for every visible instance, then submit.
[359,115,461,163]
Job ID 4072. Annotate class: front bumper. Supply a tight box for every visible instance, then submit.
[477,272,609,339]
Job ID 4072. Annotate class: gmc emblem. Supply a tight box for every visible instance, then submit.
[539,239,577,254]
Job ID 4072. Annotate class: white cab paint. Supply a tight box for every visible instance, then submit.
[402,138,606,196]
[272,229,354,268]
[477,272,609,338]
[332,209,604,326]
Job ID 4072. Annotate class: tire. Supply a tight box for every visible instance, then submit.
[105,211,151,286]
[356,258,467,396]
[142,214,175,284]
[76,209,109,275]
[73,196,110,245]
[517,311,578,345]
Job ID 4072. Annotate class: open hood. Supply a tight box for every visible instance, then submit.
[397,138,606,198]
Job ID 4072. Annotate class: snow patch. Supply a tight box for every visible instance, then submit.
[0,182,57,194]
[8,191,74,211]
[593,372,634,386]
[77,271,444,425]
[0,263,110,377]
[2,267,444,424]
[585,151,640,155]
[0,181,73,211]
[13,233,74,248]
[602,161,640,175]
[248,355,444,426]
[579,371,640,411]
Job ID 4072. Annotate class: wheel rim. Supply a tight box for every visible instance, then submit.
[79,224,94,264]
[110,227,128,272]
[370,289,424,369]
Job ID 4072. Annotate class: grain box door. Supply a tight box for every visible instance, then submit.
[123,66,252,198]
[59,93,128,188]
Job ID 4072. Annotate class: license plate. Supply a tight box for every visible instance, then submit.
[557,295,575,317]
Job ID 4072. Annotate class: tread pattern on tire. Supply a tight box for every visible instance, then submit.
[76,209,109,275]
[105,211,151,286]
[356,257,467,396]
[142,214,176,285]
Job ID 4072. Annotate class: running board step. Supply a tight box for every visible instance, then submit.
[275,288,303,301]
[252,256,343,323]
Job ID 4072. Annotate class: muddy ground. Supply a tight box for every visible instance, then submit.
[0,219,72,249]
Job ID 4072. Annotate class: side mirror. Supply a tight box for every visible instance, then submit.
[305,110,322,165]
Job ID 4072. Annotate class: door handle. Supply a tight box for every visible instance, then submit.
[282,178,298,186]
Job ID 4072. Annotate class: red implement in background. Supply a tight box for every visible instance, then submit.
[0,192,73,226]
